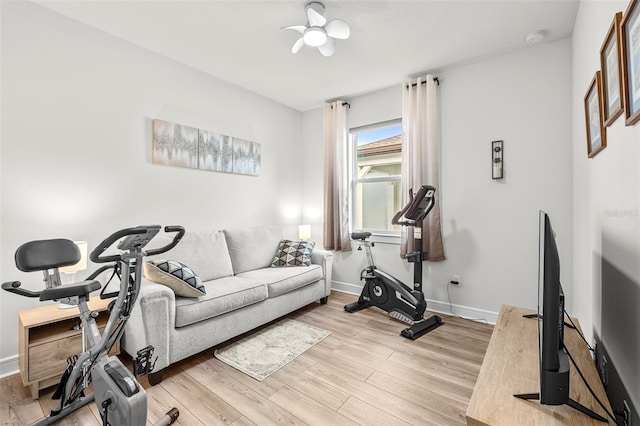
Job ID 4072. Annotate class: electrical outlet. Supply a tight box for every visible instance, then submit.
[623,400,631,426]
[451,274,461,285]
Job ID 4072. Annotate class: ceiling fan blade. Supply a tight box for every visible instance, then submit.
[306,2,327,27]
[326,19,350,39]
[282,25,306,34]
[318,37,335,57]
[292,37,306,54]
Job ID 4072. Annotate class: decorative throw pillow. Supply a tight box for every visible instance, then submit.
[271,239,315,267]
[143,260,206,297]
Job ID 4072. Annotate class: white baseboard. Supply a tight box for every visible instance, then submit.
[331,280,498,325]
[0,355,19,378]
[331,280,363,296]
[425,299,498,325]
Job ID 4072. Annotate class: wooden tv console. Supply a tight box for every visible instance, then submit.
[466,305,613,425]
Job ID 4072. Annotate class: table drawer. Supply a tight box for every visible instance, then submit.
[27,330,120,382]
[28,334,82,381]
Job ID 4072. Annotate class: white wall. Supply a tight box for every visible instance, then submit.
[572,0,640,411]
[303,38,574,321]
[440,38,573,317]
[0,1,302,366]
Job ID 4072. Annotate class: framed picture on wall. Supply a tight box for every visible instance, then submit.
[600,12,624,126]
[584,72,607,158]
[621,0,640,126]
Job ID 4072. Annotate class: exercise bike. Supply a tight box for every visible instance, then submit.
[344,185,443,340]
[2,225,184,426]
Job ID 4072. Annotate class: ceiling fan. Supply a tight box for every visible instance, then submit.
[283,2,351,57]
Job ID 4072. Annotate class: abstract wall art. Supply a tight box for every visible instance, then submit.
[152,119,261,176]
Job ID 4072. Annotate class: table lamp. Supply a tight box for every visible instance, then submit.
[299,225,311,241]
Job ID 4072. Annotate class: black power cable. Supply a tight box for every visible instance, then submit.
[563,343,616,423]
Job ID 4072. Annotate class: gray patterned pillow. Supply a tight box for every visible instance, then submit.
[271,239,315,267]
[143,260,206,297]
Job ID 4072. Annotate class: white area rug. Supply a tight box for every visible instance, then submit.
[214,319,331,381]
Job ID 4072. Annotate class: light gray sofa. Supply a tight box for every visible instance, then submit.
[121,226,333,384]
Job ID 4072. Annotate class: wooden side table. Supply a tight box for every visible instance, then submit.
[18,297,120,399]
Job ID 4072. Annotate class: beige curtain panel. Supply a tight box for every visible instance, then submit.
[400,76,445,261]
[323,101,351,251]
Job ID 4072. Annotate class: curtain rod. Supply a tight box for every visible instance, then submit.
[406,77,440,88]
[330,102,351,109]
[332,78,438,109]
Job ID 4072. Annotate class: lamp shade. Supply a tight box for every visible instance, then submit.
[59,241,88,273]
[298,225,311,241]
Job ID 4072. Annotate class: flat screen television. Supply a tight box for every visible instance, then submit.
[514,211,607,422]
[537,210,569,405]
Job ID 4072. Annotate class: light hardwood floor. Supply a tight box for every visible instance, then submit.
[1,291,493,425]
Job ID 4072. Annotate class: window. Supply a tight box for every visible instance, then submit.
[350,119,403,235]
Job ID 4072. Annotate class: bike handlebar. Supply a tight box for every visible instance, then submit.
[90,225,184,263]
[3,225,186,298]
[391,185,436,226]
[145,226,185,256]
[90,226,150,263]
[1,281,41,298]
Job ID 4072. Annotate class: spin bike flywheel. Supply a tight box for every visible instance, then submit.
[366,278,389,305]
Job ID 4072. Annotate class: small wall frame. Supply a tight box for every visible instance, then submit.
[600,12,624,127]
[621,0,640,126]
[584,71,607,158]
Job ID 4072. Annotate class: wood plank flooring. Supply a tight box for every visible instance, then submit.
[0,291,493,425]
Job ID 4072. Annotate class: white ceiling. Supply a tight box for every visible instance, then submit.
[36,0,579,111]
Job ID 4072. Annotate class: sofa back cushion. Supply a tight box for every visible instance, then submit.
[223,226,282,274]
[150,229,234,282]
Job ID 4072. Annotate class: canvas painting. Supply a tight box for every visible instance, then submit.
[152,119,260,176]
[152,119,199,168]
[198,129,233,173]
[232,138,261,176]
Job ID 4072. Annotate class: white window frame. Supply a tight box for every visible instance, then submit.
[349,119,402,244]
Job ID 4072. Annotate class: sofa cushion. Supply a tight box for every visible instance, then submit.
[223,226,282,274]
[237,265,323,298]
[150,229,234,282]
[174,276,267,328]
[271,239,315,267]
[143,260,206,297]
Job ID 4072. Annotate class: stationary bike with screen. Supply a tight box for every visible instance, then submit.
[345,185,443,339]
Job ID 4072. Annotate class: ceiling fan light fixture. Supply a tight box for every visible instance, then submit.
[284,2,349,55]
[303,27,327,47]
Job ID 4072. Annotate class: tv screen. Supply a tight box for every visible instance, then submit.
[538,210,569,405]
[515,212,608,422]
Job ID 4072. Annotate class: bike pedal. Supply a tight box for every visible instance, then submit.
[133,345,157,376]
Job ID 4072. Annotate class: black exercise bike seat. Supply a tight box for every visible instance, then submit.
[351,232,372,241]
[39,280,101,301]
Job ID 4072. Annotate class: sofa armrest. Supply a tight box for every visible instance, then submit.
[122,279,176,371]
[311,249,333,296]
